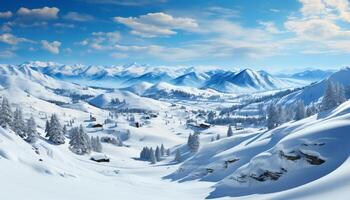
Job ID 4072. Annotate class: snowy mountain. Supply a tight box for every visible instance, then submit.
[287,69,333,81]
[203,69,303,93]
[18,61,308,94]
[172,72,210,87]
[278,67,350,106]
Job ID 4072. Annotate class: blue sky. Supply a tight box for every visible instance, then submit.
[1,0,350,71]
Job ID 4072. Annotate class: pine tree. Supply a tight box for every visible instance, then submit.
[47,114,65,144]
[149,148,156,164]
[227,125,233,137]
[62,125,68,137]
[45,120,50,137]
[335,82,346,106]
[91,136,102,153]
[216,134,220,140]
[26,116,39,143]
[0,97,13,128]
[211,136,215,142]
[187,133,200,152]
[321,80,337,111]
[267,103,278,130]
[175,149,182,162]
[166,148,170,156]
[160,144,165,156]
[12,107,26,138]
[295,101,306,120]
[69,125,91,155]
[155,146,161,162]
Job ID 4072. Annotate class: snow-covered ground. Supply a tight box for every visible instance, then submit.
[0,63,350,200]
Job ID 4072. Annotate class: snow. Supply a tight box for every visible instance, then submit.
[0,62,350,200]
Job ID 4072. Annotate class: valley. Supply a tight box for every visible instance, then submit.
[0,62,350,200]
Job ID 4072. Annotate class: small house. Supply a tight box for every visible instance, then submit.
[91,155,110,163]
[92,124,103,128]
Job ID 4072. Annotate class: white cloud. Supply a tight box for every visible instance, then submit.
[0,33,29,45]
[114,12,198,37]
[63,12,94,22]
[0,11,13,19]
[82,0,166,6]
[54,23,75,28]
[78,31,121,50]
[17,7,59,20]
[0,50,16,58]
[259,21,282,34]
[41,40,61,54]
[110,52,128,59]
[282,0,350,53]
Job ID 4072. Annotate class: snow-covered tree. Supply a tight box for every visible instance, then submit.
[160,144,165,156]
[207,111,216,122]
[335,82,346,105]
[91,136,102,153]
[166,148,171,156]
[63,125,68,136]
[45,120,50,137]
[0,97,13,128]
[149,147,156,164]
[12,107,26,138]
[294,101,306,121]
[47,114,65,144]
[211,136,215,142]
[155,146,161,162]
[25,116,39,143]
[187,133,200,152]
[321,81,346,111]
[227,125,233,137]
[306,103,318,117]
[267,103,279,130]
[216,134,220,140]
[69,125,91,155]
[174,149,182,162]
[321,80,336,111]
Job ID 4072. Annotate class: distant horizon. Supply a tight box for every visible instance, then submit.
[1,60,343,75]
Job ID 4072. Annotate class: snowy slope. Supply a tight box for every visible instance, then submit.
[278,67,350,106]
[168,100,350,199]
[89,90,169,111]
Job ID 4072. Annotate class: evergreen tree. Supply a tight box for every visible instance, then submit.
[295,101,306,121]
[216,134,220,140]
[155,146,161,161]
[166,148,171,156]
[45,120,50,137]
[187,133,200,152]
[267,103,278,130]
[91,136,102,153]
[211,136,215,142]
[12,107,26,138]
[227,125,233,137]
[160,144,165,156]
[174,149,182,162]
[321,80,339,111]
[149,148,156,164]
[335,82,346,105]
[0,97,13,128]
[69,125,91,155]
[26,116,39,143]
[62,125,68,137]
[47,114,65,144]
